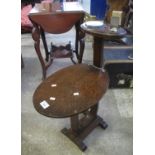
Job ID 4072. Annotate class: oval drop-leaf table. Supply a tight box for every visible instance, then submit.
[33,64,109,151]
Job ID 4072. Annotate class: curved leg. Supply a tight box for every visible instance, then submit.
[75,15,85,62]
[69,42,76,64]
[40,28,49,62]
[31,25,47,79]
[70,56,76,64]
[31,22,53,80]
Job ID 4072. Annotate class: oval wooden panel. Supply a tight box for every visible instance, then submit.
[81,22,126,40]
[30,12,84,34]
[33,64,109,118]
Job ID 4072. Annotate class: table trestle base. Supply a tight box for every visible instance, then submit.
[61,107,108,152]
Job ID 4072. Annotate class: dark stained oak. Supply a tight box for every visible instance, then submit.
[80,22,126,67]
[33,64,109,151]
[33,64,109,118]
[29,12,84,34]
[81,23,126,39]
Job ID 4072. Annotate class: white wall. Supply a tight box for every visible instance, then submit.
[81,0,90,13]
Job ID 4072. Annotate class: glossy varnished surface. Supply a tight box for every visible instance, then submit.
[30,13,84,34]
[81,22,126,40]
[33,64,109,118]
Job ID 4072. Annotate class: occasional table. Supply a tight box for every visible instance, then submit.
[80,21,127,67]
[29,2,85,79]
[33,64,109,151]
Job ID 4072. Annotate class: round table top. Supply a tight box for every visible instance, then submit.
[33,64,109,118]
[81,21,126,40]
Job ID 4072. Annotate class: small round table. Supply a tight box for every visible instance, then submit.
[33,64,109,151]
[80,22,127,67]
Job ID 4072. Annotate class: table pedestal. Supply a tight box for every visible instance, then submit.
[61,104,108,151]
[80,22,127,68]
[93,37,104,67]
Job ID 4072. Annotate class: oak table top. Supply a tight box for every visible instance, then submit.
[81,22,126,39]
[33,64,109,118]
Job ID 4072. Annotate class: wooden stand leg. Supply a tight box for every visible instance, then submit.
[31,23,53,80]
[61,104,108,151]
[93,37,104,68]
[75,17,85,63]
[40,28,49,62]
[70,52,76,64]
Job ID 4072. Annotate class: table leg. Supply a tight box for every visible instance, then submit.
[31,23,53,80]
[78,32,85,63]
[70,115,79,132]
[40,28,50,62]
[93,37,104,68]
[75,21,79,58]
[75,16,85,63]
[61,103,108,151]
